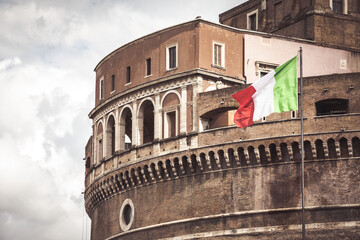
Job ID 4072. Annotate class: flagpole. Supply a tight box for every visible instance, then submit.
[299,47,306,239]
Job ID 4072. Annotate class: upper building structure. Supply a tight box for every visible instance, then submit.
[219,0,360,51]
[84,3,360,240]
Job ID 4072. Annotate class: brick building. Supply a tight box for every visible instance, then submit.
[84,1,360,239]
[219,0,360,51]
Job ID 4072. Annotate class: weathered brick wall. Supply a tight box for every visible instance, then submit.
[219,0,360,51]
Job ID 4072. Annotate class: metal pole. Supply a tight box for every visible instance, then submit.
[299,47,306,240]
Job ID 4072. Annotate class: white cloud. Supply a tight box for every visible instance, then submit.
[0,0,246,239]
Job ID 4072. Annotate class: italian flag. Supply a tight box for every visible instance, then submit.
[232,56,298,128]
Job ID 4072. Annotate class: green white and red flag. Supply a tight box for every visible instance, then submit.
[232,56,298,128]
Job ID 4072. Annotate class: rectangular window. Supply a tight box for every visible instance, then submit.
[213,42,225,68]
[167,111,176,138]
[166,43,178,70]
[333,0,343,13]
[214,44,221,66]
[111,75,115,92]
[126,66,131,84]
[247,9,258,31]
[146,58,151,76]
[100,78,104,100]
[169,47,176,69]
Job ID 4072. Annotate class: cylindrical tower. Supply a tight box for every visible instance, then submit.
[84,19,360,240]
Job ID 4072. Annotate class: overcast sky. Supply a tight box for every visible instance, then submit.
[0,0,246,239]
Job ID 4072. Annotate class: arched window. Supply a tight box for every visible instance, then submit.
[200,153,209,171]
[269,144,279,162]
[106,115,116,156]
[280,143,290,162]
[315,98,349,116]
[315,139,325,159]
[138,100,154,144]
[258,145,267,164]
[218,150,227,169]
[327,138,337,159]
[227,148,237,167]
[237,147,247,166]
[209,151,218,170]
[248,146,257,165]
[292,142,301,161]
[162,93,180,138]
[339,137,349,157]
[120,107,132,150]
[191,154,201,173]
[304,140,313,160]
[352,137,360,157]
[182,156,191,175]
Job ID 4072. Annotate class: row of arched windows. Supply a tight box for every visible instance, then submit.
[86,136,360,210]
[94,91,183,164]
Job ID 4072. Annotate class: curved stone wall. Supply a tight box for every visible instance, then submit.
[85,131,360,240]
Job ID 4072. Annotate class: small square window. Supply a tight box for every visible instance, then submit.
[146,58,151,76]
[166,43,178,70]
[111,75,115,92]
[126,66,131,84]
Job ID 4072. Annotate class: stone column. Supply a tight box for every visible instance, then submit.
[154,93,161,140]
[180,85,187,134]
[115,110,121,152]
[132,101,138,146]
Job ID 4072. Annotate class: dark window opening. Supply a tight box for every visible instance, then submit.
[146,58,151,76]
[209,151,218,170]
[327,138,337,158]
[315,98,348,116]
[123,204,132,225]
[249,14,257,30]
[169,46,176,69]
[333,0,343,13]
[352,137,360,157]
[248,146,257,165]
[269,143,279,162]
[238,147,247,166]
[304,140,313,160]
[258,145,267,164]
[315,139,325,159]
[107,116,115,155]
[126,66,131,84]
[292,142,301,161]
[100,79,104,99]
[141,100,154,144]
[280,143,290,162]
[340,137,349,157]
[111,75,115,92]
[167,111,176,138]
